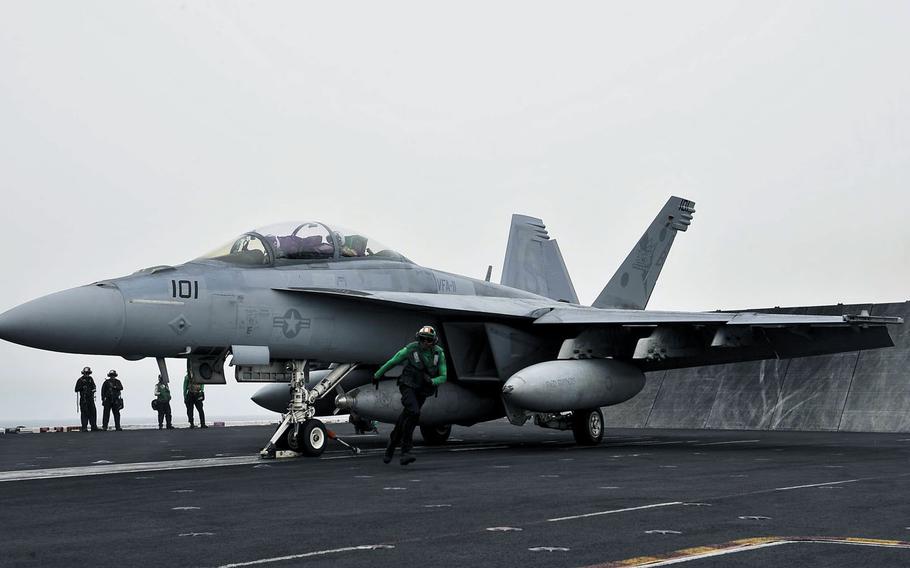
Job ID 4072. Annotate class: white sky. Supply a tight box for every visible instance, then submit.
[1,1,908,425]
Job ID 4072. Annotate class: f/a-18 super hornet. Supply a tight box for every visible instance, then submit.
[0,197,900,457]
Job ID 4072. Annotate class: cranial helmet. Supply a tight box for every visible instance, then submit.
[107,370,118,378]
[82,367,92,375]
[416,325,438,344]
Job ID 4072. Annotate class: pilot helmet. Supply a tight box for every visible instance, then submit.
[82,367,92,375]
[416,325,438,344]
[107,370,118,378]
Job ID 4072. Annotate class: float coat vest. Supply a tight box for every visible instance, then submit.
[398,342,442,392]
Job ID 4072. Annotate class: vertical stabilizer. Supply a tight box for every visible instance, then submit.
[501,214,579,304]
[592,196,695,310]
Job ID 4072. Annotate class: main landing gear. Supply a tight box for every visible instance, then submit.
[419,424,453,445]
[532,407,605,446]
[571,408,604,446]
[260,361,360,459]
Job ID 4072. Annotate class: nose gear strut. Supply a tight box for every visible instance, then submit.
[259,361,362,458]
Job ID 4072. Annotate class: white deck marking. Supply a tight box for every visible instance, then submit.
[696,439,760,446]
[528,547,570,552]
[215,544,394,568]
[548,502,682,522]
[486,526,522,532]
[775,479,858,491]
[0,455,261,482]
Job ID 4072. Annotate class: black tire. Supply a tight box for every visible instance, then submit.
[419,424,452,445]
[287,419,327,457]
[572,408,604,446]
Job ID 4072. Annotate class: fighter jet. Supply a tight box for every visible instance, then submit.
[0,198,900,457]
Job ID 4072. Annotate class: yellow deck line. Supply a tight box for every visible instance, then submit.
[586,536,910,567]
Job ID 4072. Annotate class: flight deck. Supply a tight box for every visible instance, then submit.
[2,420,910,568]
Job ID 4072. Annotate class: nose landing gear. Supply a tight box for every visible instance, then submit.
[260,361,360,458]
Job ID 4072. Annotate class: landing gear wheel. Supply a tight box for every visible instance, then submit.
[419,424,452,445]
[287,419,327,456]
[572,408,604,446]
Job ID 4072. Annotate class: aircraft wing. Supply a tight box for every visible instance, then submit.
[533,306,900,327]
[273,287,901,371]
[272,287,554,319]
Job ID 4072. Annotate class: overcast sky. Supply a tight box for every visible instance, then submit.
[1,1,908,425]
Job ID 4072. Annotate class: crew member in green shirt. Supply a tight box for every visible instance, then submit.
[183,374,207,428]
[154,375,173,430]
[373,325,447,465]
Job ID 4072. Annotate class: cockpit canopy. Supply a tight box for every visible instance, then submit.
[199,221,409,266]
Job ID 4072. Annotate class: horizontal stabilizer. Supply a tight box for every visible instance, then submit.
[501,214,578,304]
[593,196,695,310]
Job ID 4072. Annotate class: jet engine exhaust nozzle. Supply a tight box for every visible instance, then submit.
[335,393,353,411]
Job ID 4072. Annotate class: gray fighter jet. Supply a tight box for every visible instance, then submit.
[0,198,900,457]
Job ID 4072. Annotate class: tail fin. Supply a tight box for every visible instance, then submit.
[501,214,579,304]
[593,196,695,310]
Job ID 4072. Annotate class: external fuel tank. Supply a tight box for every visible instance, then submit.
[502,359,645,412]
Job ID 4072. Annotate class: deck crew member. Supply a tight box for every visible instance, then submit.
[75,367,98,432]
[154,375,173,429]
[101,370,124,431]
[184,374,207,428]
[374,325,447,465]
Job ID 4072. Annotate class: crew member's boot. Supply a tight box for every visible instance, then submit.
[385,412,407,464]
[383,441,396,464]
[399,411,418,465]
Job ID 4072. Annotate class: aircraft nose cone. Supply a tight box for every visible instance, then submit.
[0,284,125,354]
